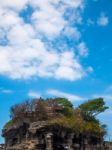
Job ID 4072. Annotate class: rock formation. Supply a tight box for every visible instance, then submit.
[2,121,112,150]
[2,98,112,149]
[0,144,4,150]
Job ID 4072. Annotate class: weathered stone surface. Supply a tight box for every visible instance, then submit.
[2,121,112,150]
[0,144,4,150]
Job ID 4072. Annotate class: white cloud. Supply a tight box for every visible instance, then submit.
[30,0,83,38]
[0,9,22,29]
[86,66,94,73]
[97,14,109,26]
[63,0,83,8]
[87,19,95,26]
[32,7,66,38]
[63,26,81,40]
[55,51,85,81]
[0,0,92,81]
[0,29,5,39]
[0,0,28,12]
[78,42,88,57]
[47,89,84,101]
[0,44,87,80]
[28,91,41,98]
[0,88,13,94]
[93,94,112,101]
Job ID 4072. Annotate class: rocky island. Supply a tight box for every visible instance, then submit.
[2,97,112,150]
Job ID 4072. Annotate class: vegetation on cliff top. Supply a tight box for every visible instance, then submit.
[4,97,108,135]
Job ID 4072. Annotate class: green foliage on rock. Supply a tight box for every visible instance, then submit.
[4,120,14,129]
[54,98,73,108]
[4,97,108,135]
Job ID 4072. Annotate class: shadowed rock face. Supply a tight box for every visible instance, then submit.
[0,144,4,150]
[2,121,112,150]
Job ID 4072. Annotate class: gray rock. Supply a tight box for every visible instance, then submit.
[2,122,112,150]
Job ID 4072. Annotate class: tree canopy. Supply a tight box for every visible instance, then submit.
[79,98,108,121]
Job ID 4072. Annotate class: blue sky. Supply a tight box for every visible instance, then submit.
[0,0,112,143]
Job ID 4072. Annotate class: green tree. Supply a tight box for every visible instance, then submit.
[54,98,73,117]
[54,98,73,108]
[79,98,108,121]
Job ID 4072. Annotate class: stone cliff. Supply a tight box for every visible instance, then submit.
[2,121,112,150]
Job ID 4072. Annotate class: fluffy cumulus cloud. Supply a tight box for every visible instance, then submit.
[0,0,91,81]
